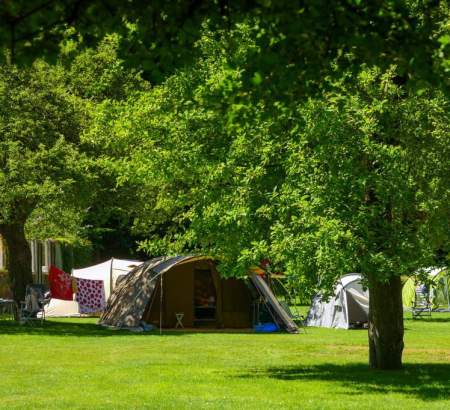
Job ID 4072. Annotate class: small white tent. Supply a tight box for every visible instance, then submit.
[306,273,369,329]
[44,258,142,317]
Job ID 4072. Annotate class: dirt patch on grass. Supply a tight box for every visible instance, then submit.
[326,345,367,353]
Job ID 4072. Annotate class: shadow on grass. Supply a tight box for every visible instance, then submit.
[406,317,450,323]
[0,319,275,337]
[238,363,450,401]
[403,311,450,323]
[0,320,182,337]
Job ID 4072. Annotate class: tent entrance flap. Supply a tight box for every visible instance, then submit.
[100,261,161,328]
[250,274,299,333]
[193,268,217,325]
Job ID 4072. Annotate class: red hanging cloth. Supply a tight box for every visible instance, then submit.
[48,265,73,300]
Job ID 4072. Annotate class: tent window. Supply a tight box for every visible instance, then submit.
[194,269,216,324]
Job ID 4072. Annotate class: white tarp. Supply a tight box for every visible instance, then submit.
[44,298,81,317]
[306,273,369,329]
[44,258,142,317]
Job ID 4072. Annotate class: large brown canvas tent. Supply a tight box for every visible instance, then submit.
[99,256,298,333]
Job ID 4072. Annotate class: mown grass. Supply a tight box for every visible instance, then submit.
[0,312,449,409]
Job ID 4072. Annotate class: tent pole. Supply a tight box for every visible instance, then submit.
[110,258,114,298]
[160,275,163,335]
[445,275,450,311]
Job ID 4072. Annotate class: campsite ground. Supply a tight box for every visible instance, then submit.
[0,312,449,409]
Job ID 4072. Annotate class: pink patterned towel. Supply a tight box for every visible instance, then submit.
[75,278,105,313]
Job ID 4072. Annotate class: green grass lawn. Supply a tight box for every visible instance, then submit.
[1,312,449,409]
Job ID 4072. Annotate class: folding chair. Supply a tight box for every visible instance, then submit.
[175,312,184,329]
[412,285,432,319]
[19,285,50,325]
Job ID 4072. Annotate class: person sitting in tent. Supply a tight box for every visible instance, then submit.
[412,281,432,318]
[416,283,428,295]
[416,281,435,301]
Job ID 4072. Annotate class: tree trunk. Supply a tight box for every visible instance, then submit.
[368,275,404,369]
[0,223,32,304]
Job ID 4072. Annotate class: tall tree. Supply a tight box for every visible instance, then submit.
[0,35,144,302]
[0,61,89,303]
[276,68,450,369]
[95,21,450,369]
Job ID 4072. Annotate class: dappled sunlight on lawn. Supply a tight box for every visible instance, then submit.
[237,362,450,401]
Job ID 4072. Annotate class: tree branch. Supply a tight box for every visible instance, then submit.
[11,0,57,24]
[10,20,15,63]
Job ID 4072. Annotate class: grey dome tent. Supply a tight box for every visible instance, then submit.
[306,273,369,329]
[99,255,298,333]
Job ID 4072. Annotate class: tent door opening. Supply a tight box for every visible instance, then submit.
[193,269,217,327]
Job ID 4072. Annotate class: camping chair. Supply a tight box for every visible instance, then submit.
[412,285,432,319]
[19,285,50,325]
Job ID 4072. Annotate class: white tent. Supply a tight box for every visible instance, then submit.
[72,258,143,300]
[306,273,369,329]
[44,258,142,317]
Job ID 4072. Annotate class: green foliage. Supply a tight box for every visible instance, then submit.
[1,1,449,89]
[92,20,450,300]
[0,0,226,82]
[1,0,449,301]
[0,61,90,237]
[0,36,145,249]
[65,33,148,101]
[276,67,450,293]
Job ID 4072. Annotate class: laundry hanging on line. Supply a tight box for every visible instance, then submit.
[48,265,73,301]
[75,278,105,313]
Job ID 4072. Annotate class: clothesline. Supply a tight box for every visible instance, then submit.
[48,265,106,312]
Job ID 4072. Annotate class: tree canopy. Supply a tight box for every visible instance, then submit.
[1,1,449,87]
[88,17,450,367]
[0,36,145,300]
[92,22,450,280]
